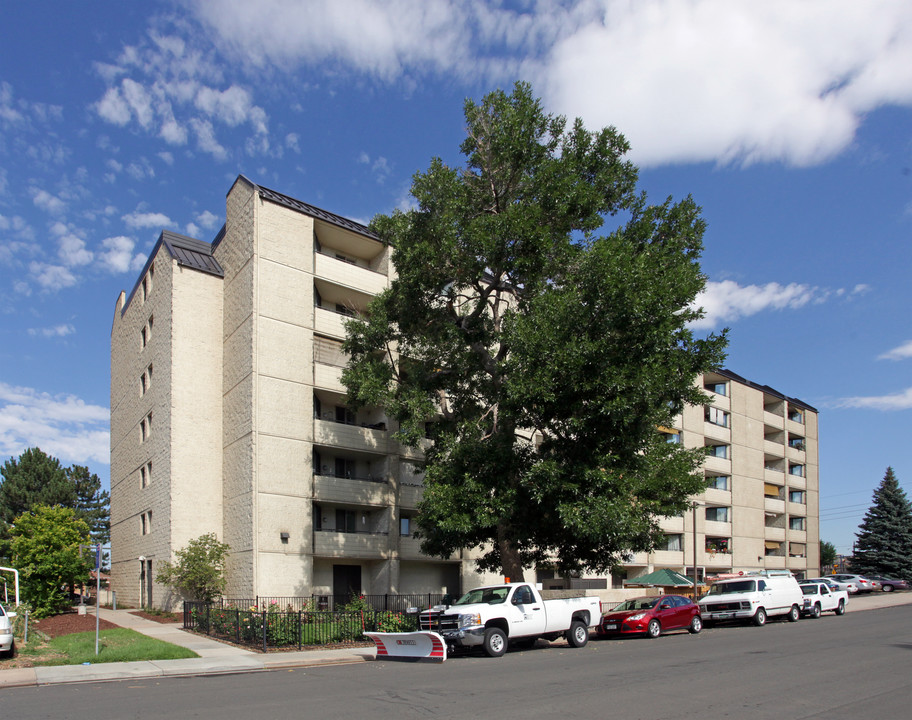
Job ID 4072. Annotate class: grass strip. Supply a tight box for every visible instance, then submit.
[34,628,198,666]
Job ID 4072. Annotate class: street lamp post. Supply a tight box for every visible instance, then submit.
[691,501,704,597]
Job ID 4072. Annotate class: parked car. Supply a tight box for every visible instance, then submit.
[805,578,844,593]
[598,595,702,638]
[699,571,803,626]
[865,576,909,592]
[825,574,876,593]
[0,602,16,658]
[798,581,848,618]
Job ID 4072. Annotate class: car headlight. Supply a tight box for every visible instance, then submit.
[459,613,482,628]
[628,613,647,621]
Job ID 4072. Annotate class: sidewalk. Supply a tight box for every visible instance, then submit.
[2,591,910,688]
[0,607,376,688]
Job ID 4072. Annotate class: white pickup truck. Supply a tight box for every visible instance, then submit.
[798,581,848,618]
[419,582,601,657]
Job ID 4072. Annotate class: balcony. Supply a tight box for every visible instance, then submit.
[651,549,685,565]
[314,306,352,339]
[764,497,786,514]
[704,487,732,506]
[399,438,431,461]
[763,439,784,457]
[763,410,784,430]
[700,549,733,568]
[398,535,460,562]
[764,526,786,542]
[786,444,806,462]
[314,362,346,393]
[315,252,388,296]
[788,474,807,490]
[764,468,785,484]
[704,520,731,536]
[764,555,786,570]
[314,418,390,454]
[703,422,730,443]
[312,529,390,559]
[313,473,390,506]
[704,455,730,474]
[658,516,685,533]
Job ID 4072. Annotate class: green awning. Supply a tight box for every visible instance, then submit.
[624,568,695,587]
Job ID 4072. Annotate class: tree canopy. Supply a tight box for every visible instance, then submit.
[819,540,837,571]
[156,533,231,603]
[851,467,912,581]
[343,82,727,580]
[9,505,93,618]
[0,448,110,551]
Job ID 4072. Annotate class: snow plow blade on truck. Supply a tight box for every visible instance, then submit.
[363,631,447,662]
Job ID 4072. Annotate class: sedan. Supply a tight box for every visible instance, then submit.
[825,574,876,593]
[866,576,909,592]
[598,594,702,639]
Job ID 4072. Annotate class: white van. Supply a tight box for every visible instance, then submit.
[698,571,804,626]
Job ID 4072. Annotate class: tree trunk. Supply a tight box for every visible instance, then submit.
[497,526,525,583]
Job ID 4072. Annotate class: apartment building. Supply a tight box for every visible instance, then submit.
[110,176,819,608]
[620,369,820,586]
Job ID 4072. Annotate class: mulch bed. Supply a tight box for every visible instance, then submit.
[129,610,182,623]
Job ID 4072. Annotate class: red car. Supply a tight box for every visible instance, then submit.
[598,594,702,639]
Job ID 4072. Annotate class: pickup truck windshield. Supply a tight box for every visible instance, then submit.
[453,587,510,605]
[707,580,756,595]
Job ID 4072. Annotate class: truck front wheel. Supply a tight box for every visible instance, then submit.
[483,627,507,657]
[566,620,589,648]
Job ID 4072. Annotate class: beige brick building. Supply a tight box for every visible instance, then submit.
[110,176,819,608]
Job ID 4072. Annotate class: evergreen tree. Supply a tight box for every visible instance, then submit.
[852,467,912,581]
[0,447,76,527]
[66,465,111,546]
[343,82,727,579]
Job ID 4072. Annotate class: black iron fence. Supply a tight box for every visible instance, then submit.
[213,593,447,613]
[183,601,423,651]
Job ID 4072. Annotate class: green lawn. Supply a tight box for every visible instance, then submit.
[18,628,198,666]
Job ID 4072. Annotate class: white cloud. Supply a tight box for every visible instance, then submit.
[28,324,75,338]
[0,381,109,465]
[56,231,94,267]
[158,151,175,165]
[879,340,912,361]
[188,0,912,168]
[196,210,219,229]
[28,262,77,290]
[285,132,300,153]
[98,235,140,273]
[835,387,912,411]
[29,187,66,215]
[122,210,173,229]
[690,280,817,329]
[189,117,228,160]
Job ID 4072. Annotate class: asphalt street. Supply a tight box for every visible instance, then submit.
[4,601,910,720]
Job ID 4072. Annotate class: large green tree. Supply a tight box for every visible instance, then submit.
[819,540,837,572]
[851,467,912,581]
[9,505,94,618]
[0,447,76,526]
[343,82,727,579]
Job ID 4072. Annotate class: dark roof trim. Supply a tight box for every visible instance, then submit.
[121,229,223,316]
[714,368,818,413]
[235,174,380,241]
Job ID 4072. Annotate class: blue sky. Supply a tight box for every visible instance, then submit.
[1,1,910,556]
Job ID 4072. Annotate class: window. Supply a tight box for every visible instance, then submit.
[788,407,804,424]
[789,490,806,504]
[141,326,147,348]
[705,506,730,523]
[789,516,806,531]
[335,458,356,478]
[140,461,152,489]
[313,394,322,419]
[142,266,154,302]
[336,509,357,533]
[335,406,355,425]
[313,503,323,531]
[705,537,730,553]
[789,542,807,558]
[140,412,152,442]
[141,510,152,535]
[705,407,730,428]
[706,474,730,491]
[140,373,146,396]
[789,463,805,477]
[707,444,729,459]
[704,381,727,396]
[660,534,683,552]
[764,483,783,499]
[662,430,682,444]
[400,516,411,536]
[788,435,805,451]
[313,449,322,474]
[335,303,354,317]
[140,315,154,349]
[147,363,153,383]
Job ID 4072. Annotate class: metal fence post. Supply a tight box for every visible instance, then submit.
[236,608,240,644]
[206,603,211,636]
[298,610,302,651]
[262,611,267,652]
